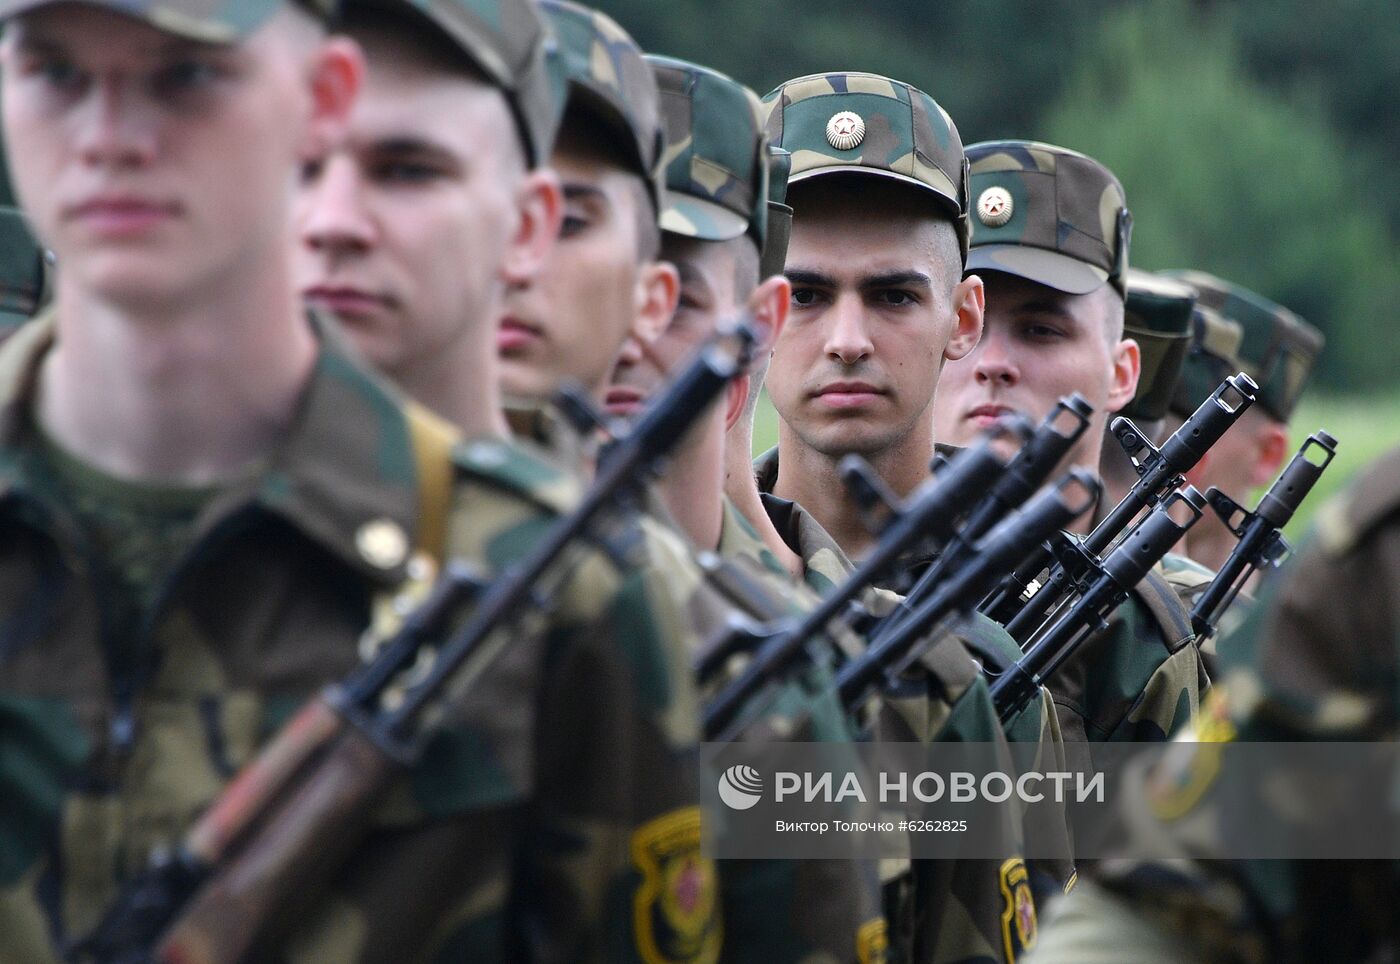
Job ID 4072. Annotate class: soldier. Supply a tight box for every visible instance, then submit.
[754,72,1070,964]
[604,54,889,962]
[1159,271,1325,578]
[1029,445,1400,964]
[497,0,678,410]
[294,0,563,435]
[1097,269,1196,509]
[932,140,1207,744]
[0,151,46,335]
[0,1,715,959]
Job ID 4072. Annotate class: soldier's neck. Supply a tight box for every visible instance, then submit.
[38,265,315,485]
[723,428,803,578]
[658,411,726,553]
[390,328,509,440]
[772,424,936,562]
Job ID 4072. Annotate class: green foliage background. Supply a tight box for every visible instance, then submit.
[596,0,1400,519]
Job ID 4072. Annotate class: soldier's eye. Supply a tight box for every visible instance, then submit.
[150,59,224,100]
[791,288,820,307]
[874,290,916,307]
[26,56,85,93]
[373,161,440,184]
[560,213,590,238]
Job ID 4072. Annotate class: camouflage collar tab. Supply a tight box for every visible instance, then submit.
[344,0,562,167]
[541,0,664,213]
[762,71,970,260]
[1162,269,1324,422]
[0,0,336,42]
[647,55,769,249]
[0,310,421,585]
[965,139,1132,297]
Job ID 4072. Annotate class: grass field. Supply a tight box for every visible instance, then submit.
[749,389,1400,540]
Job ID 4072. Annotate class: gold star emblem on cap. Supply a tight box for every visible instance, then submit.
[825,111,865,151]
[977,186,1014,227]
[356,518,409,571]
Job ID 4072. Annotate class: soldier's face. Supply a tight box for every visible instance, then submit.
[295,36,529,379]
[768,185,981,461]
[606,234,744,416]
[932,272,1139,470]
[1,5,354,308]
[497,126,675,404]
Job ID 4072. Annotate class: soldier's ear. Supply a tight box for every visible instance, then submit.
[502,169,564,287]
[634,259,680,346]
[301,36,363,163]
[747,274,790,357]
[945,274,984,361]
[1250,421,1290,488]
[724,374,750,432]
[1107,335,1141,414]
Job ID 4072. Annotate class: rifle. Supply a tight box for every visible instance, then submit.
[834,471,1100,715]
[1190,430,1338,641]
[700,436,1011,739]
[989,487,1208,722]
[70,321,758,964]
[983,372,1259,634]
[869,395,1093,646]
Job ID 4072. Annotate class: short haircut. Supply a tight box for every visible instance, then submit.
[556,105,661,261]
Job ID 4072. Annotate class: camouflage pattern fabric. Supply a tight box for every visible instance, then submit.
[1119,270,1195,423]
[1029,445,1400,964]
[761,147,794,281]
[1162,270,1325,423]
[648,56,769,247]
[347,0,564,167]
[761,72,970,257]
[965,141,1131,296]
[0,0,334,41]
[541,0,665,211]
[705,499,888,964]
[0,314,716,962]
[753,446,1063,964]
[0,207,46,335]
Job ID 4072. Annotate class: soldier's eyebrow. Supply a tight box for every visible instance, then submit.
[563,183,609,205]
[784,269,837,289]
[1014,299,1075,321]
[859,271,933,293]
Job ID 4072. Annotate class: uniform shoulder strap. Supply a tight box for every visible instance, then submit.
[404,399,461,565]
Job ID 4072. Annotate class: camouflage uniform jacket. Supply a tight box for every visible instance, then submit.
[753,449,1061,964]
[0,314,714,962]
[1030,445,1400,964]
[707,499,888,964]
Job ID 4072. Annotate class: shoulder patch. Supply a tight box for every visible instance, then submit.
[631,807,722,964]
[998,857,1037,962]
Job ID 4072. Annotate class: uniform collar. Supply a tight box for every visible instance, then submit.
[716,497,789,577]
[0,310,422,586]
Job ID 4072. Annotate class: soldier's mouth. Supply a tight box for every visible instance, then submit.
[498,316,544,353]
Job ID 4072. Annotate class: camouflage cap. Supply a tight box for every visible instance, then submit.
[345,0,561,167]
[760,147,793,280]
[1119,269,1195,422]
[966,140,1131,297]
[0,0,334,43]
[1164,270,1324,422]
[0,207,45,332]
[647,55,768,250]
[541,0,663,212]
[761,72,970,258]
[1169,301,1245,421]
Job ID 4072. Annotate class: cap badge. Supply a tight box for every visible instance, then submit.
[356,518,409,571]
[977,187,1014,227]
[825,111,866,151]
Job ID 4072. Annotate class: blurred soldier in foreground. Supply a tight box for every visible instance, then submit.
[933,140,1206,744]
[0,1,715,959]
[1029,442,1400,964]
[1161,270,1325,577]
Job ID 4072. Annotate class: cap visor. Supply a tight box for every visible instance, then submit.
[788,165,962,221]
[966,244,1110,295]
[660,195,750,242]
